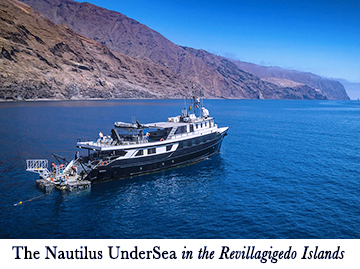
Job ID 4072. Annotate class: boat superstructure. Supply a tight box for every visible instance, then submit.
[26,97,228,190]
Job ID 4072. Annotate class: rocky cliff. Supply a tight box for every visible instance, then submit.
[233,61,349,100]
[0,0,348,100]
[0,0,193,100]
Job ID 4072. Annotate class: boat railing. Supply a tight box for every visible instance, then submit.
[77,138,97,143]
[26,159,51,179]
[171,127,215,139]
[173,132,193,139]
[97,136,149,146]
[26,159,48,171]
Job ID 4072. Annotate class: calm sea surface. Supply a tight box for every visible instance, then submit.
[0,99,359,239]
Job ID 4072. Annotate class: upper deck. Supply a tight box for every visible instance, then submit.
[77,115,217,151]
[77,97,220,152]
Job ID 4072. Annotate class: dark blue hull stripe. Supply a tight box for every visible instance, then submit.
[87,131,226,182]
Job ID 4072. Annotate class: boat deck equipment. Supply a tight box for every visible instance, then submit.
[26,159,91,192]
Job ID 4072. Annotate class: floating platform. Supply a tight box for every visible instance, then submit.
[36,179,91,192]
[27,159,91,193]
[36,179,55,193]
[66,180,91,192]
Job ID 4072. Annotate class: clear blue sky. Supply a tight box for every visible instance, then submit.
[83,0,360,83]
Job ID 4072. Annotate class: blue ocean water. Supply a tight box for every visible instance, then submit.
[0,99,359,239]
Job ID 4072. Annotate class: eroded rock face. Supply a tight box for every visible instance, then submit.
[0,0,347,100]
[0,0,194,101]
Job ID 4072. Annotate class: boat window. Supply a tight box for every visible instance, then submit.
[166,145,172,151]
[196,124,199,129]
[148,148,156,154]
[175,126,187,134]
[187,139,194,147]
[205,121,207,127]
[209,121,212,128]
[178,141,183,148]
[136,150,143,156]
[196,137,200,144]
[190,125,194,132]
[201,123,203,128]
[107,150,127,157]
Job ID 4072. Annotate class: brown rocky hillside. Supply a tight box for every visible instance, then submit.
[233,61,349,100]
[0,0,193,100]
[0,0,348,100]
[18,0,336,100]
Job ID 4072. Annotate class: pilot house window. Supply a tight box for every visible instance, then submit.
[148,148,156,154]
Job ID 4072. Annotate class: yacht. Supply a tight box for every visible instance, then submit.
[77,97,228,182]
[26,97,228,190]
